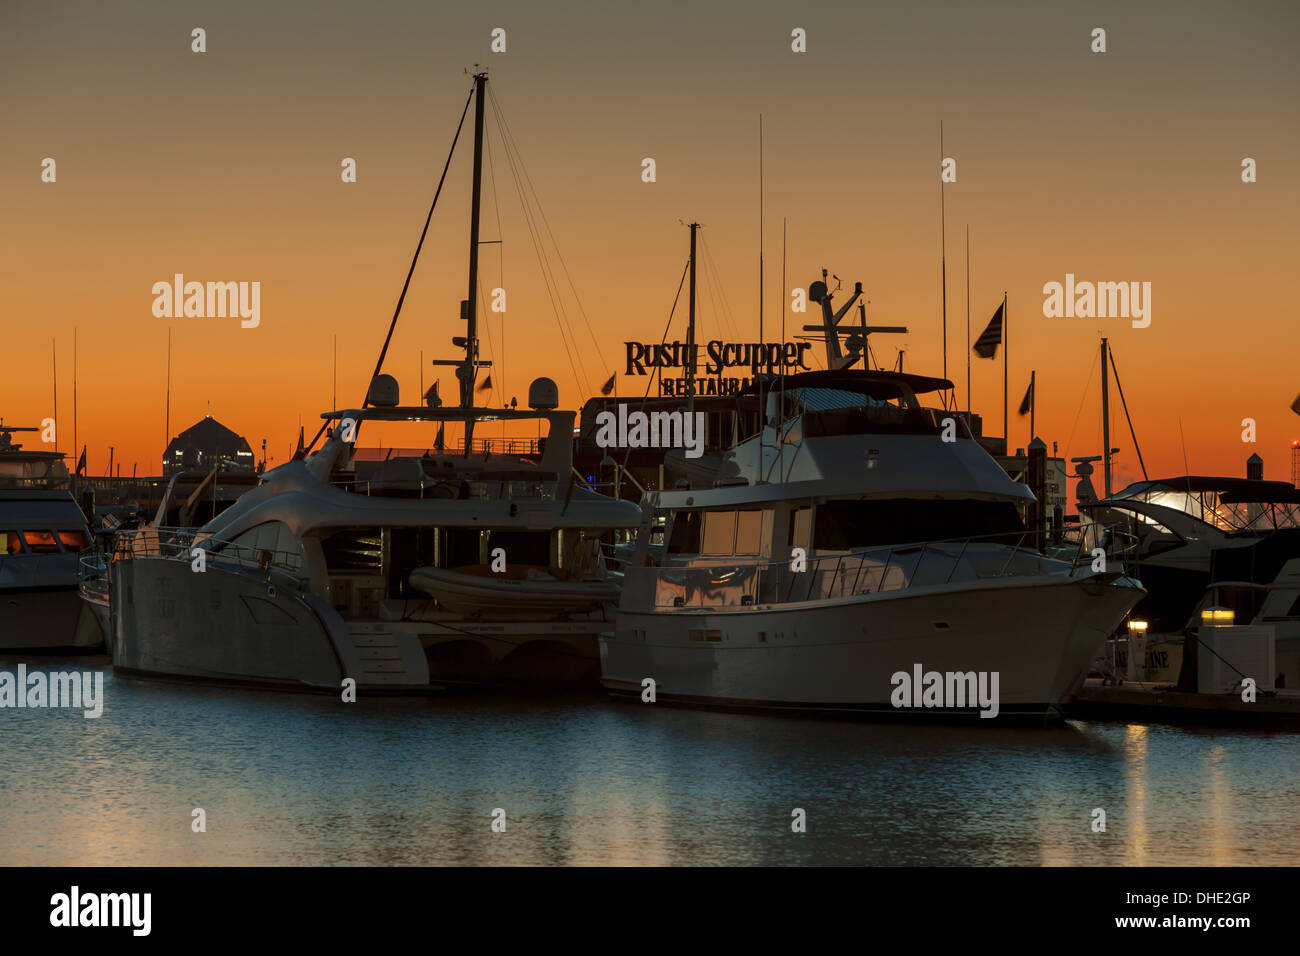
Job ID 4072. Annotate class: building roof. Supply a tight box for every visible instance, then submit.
[166,416,251,453]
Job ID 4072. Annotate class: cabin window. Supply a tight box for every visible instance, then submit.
[57,530,91,552]
[486,530,551,569]
[227,521,304,569]
[667,511,701,554]
[2,531,24,555]
[812,499,1023,550]
[442,528,483,568]
[19,530,61,554]
[733,510,771,555]
[701,511,737,555]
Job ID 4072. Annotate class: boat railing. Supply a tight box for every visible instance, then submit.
[105,526,307,576]
[327,475,559,501]
[77,552,110,600]
[629,524,1138,610]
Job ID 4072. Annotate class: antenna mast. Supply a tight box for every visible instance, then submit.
[939,121,949,408]
[687,222,698,416]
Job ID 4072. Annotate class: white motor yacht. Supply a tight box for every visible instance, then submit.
[601,276,1144,721]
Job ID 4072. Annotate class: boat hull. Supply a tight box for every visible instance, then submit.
[0,586,103,653]
[110,556,611,692]
[603,574,1143,720]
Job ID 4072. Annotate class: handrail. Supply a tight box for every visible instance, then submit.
[105,526,306,576]
[634,522,1139,610]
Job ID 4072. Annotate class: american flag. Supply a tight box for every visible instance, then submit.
[973,302,1004,359]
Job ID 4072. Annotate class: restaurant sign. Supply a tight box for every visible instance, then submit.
[624,340,812,397]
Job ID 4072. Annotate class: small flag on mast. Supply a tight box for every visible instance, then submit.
[75,445,87,476]
[424,381,442,408]
[600,374,616,396]
[1018,378,1034,416]
[434,423,445,450]
[973,302,1004,359]
[477,375,492,392]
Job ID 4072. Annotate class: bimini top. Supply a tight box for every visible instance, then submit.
[1095,476,1300,534]
[1107,476,1300,499]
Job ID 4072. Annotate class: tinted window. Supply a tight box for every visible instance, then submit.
[21,531,61,554]
[813,499,1024,549]
[57,529,91,551]
[667,511,701,555]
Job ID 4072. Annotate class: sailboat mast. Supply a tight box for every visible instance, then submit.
[687,222,698,416]
[72,329,77,493]
[939,121,948,408]
[1101,336,1112,496]
[165,327,172,473]
[462,71,487,411]
[965,225,971,431]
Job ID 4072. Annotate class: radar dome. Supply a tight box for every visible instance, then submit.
[528,377,559,410]
[366,374,400,407]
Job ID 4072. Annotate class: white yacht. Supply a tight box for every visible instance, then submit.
[601,278,1144,720]
[1,489,99,652]
[105,377,639,692]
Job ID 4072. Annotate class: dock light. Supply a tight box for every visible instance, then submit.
[1124,619,1149,681]
[1200,606,1235,626]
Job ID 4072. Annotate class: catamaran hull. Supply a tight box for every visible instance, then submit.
[0,586,103,654]
[110,558,609,692]
[603,575,1143,720]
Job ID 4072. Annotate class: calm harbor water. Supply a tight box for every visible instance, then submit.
[2,663,1297,866]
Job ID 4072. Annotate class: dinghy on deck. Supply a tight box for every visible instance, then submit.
[409,565,620,616]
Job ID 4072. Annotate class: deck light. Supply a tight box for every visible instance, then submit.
[1200,606,1234,626]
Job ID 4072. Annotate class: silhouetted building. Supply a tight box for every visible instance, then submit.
[163,415,254,476]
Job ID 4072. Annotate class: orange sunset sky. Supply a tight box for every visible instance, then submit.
[2,0,1298,493]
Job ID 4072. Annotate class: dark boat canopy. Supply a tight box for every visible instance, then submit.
[1106,476,1300,501]
[740,369,954,401]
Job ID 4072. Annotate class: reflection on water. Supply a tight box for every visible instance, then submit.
[1,666,1297,865]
